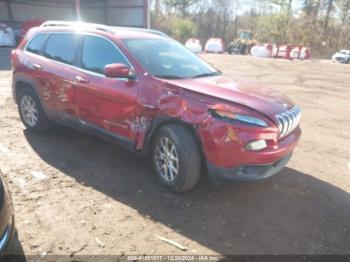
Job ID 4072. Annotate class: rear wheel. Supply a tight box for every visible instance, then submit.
[18,87,51,132]
[152,125,201,193]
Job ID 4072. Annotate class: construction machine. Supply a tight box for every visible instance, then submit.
[228,30,258,55]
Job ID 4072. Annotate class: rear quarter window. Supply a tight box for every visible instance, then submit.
[26,34,48,55]
[44,33,80,65]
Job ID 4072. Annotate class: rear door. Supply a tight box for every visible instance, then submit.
[41,33,81,120]
[74,34,140,141]
[22,33,53,111]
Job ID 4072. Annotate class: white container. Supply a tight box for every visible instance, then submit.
[272,45,289,58]
[205,38,224,53]
[185,38,203,53]
[250,44,270,57]
[290,47,309,59]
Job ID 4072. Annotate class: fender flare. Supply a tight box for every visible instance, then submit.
[12,75,51,116]
[140,116,206,163]
[13,75,40,102]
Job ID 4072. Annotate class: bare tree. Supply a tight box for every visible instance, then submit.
[151,0,350,57]
[163,0,201,16]
[324,0,335,34]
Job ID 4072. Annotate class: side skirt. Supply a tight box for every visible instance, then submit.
[60,115,137,154]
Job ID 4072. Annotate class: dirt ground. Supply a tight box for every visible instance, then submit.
[0,54,350,257]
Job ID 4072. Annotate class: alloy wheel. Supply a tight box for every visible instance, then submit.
[155,137,179,183]
[20,95,39,127]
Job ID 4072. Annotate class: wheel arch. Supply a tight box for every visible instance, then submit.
[13,76,38,104]
[13,76,51,118]
[142,117,206,164]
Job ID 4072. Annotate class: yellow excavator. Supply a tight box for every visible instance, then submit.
[228,30,258,55]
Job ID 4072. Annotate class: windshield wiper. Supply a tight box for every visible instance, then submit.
[154,75,183,79]
[191,72,221,78]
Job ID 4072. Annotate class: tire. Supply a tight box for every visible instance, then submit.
[335,57,346,64]
[239,44,246,55]
[17,87,51,132]
[152,125,201,193]
[246,45,253,55]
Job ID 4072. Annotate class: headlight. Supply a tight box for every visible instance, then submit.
[209,109,268,127]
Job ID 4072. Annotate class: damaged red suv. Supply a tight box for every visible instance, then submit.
[11,22,301,192]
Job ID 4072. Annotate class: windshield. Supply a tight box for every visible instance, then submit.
[123,38,220,79]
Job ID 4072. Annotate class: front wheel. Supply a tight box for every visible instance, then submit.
[335,57,347,64]
[152,125,201,193]
[228,45,233,54]
[239,44,247,55]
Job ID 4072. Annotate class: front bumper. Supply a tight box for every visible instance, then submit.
[207,153,292,182]
[0,216,15,255]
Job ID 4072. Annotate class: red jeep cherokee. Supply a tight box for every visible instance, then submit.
[11,22,301,192]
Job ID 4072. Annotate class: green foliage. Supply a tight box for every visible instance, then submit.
[170,18,198,42]
[151,12,198,43]
[257,14,288,43]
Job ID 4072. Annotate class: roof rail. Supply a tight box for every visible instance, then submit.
[40,21,115,34]
[112,26,168,37]
[40,21,168,37]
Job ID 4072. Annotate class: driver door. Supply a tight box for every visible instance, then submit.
[73,35,140,141]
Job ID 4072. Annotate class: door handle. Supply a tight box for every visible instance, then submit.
[74,76,89,83]
[167,88,180,95]
[32,63,43,70]
[144,104,159,110]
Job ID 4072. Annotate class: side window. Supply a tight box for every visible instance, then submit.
[81,35,129,74]
[44,33,79,65]
[26,34,48,55]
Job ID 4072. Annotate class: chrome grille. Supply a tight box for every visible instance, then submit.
[275,105,301,138]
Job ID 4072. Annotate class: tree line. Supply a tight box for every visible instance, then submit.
[151,0,350,57]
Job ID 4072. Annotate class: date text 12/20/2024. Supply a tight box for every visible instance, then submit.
[127,255,221,261]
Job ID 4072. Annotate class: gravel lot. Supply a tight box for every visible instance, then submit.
[0,54,350,257]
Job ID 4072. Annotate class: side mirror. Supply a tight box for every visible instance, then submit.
[104,63,136,80]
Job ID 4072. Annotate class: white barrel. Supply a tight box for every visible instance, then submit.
[251,45,270,57]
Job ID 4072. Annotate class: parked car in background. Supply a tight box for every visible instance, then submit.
[185,38,203,53]
[0,173,15,255]
[205,38,224,53]
[332,50,350,63]
[0,23,16,47]
[11,21,301,192]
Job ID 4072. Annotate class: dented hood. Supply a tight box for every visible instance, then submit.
[166,75,294,117]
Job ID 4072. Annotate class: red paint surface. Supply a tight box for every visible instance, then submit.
[12,26,301,170]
